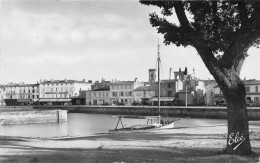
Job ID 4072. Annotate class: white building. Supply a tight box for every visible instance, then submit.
[110,80,144,105]
[38,79,92,104]
[3,83,39,105]
[0,85,6,106]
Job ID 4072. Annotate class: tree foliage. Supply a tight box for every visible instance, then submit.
[141,1,260,58]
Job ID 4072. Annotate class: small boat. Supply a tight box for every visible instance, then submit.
[109,115,174,132]
[109,40,175,132]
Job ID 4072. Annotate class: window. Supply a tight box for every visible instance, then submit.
[254,97,260,104]
[106,92,108,97]
[129,91,132,96]
[256,86,258,92]
[168,91,172,96]
[94,92,96,97]
[99,92,101,97]
[168,84,171,88]
[120,92,124,96]
[112,92,118,97]
[245,87,250,92]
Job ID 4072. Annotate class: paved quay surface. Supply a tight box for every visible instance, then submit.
[0,124,259,163]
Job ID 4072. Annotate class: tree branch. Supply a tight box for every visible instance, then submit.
[221,2,260,73]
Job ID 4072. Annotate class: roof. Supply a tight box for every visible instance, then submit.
[110,81,136,85]
[245,80,260,85]
[40,80,91,84]
[93,87,110,91]
[134,86,154,91]
[246,92,260,95]
[5,83,39,87]
[202,80,217,86]
[153,79,177,84]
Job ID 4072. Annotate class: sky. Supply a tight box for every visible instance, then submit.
[0,0,259,84]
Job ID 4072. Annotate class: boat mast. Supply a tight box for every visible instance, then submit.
[157,39,161,124]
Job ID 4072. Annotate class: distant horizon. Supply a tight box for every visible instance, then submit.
[1,1,259,85]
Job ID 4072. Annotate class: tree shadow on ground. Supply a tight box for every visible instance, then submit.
[56,132,226,142]
[0,145,259,163]
[1,133,259,163]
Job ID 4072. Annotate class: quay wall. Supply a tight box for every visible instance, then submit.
[0,110,67,125]
[33,106,260,120]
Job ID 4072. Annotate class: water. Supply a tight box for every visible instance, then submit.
[0,113,227,138]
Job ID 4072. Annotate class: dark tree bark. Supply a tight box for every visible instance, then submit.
[197,46,251,154]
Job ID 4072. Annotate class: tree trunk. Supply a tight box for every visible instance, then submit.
[221,80,252,155]
[196,47,252,155]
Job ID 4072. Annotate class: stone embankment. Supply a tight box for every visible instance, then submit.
[33,105,260,120]
[0,107,67,125]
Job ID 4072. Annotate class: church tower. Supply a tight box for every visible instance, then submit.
[148,69,156,85]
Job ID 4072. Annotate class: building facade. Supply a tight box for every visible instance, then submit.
[204,81,217,105]
[38,79,92,105]
[133,85,155,104]
[85,88,110,105]
[245,80,260,106]
[0,85,6,106]
[3,83,39,106]
[110,80,144,105]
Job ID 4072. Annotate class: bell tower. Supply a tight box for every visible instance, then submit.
[149,69,156,85]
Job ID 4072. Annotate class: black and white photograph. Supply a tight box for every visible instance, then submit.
[0,0,260,162]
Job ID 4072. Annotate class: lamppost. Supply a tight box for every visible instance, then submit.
[185,79,187,108]
[184,67,188,108]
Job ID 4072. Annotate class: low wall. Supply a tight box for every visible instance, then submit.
[33,105,260,120]
[0,110,67,125]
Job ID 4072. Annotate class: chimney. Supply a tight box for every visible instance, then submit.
[135,78,137,82]
[83,79,85,82]
[88,80,92,83]
[184,67,188,75]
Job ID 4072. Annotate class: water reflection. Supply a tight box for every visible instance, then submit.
[0,113,227,138]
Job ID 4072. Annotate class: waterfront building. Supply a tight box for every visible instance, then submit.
[3,83,39,106]
[133,85,155,104]
[206,79,260,106]
[85,87,110,105]
[91,78,110,90]
[174,89,195,105]
[245,80,260,106]
[194,80,206,105]
[38,79,92,105]
[204,81,218,105]
[0,85,6,106]
[110,79,144,105]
